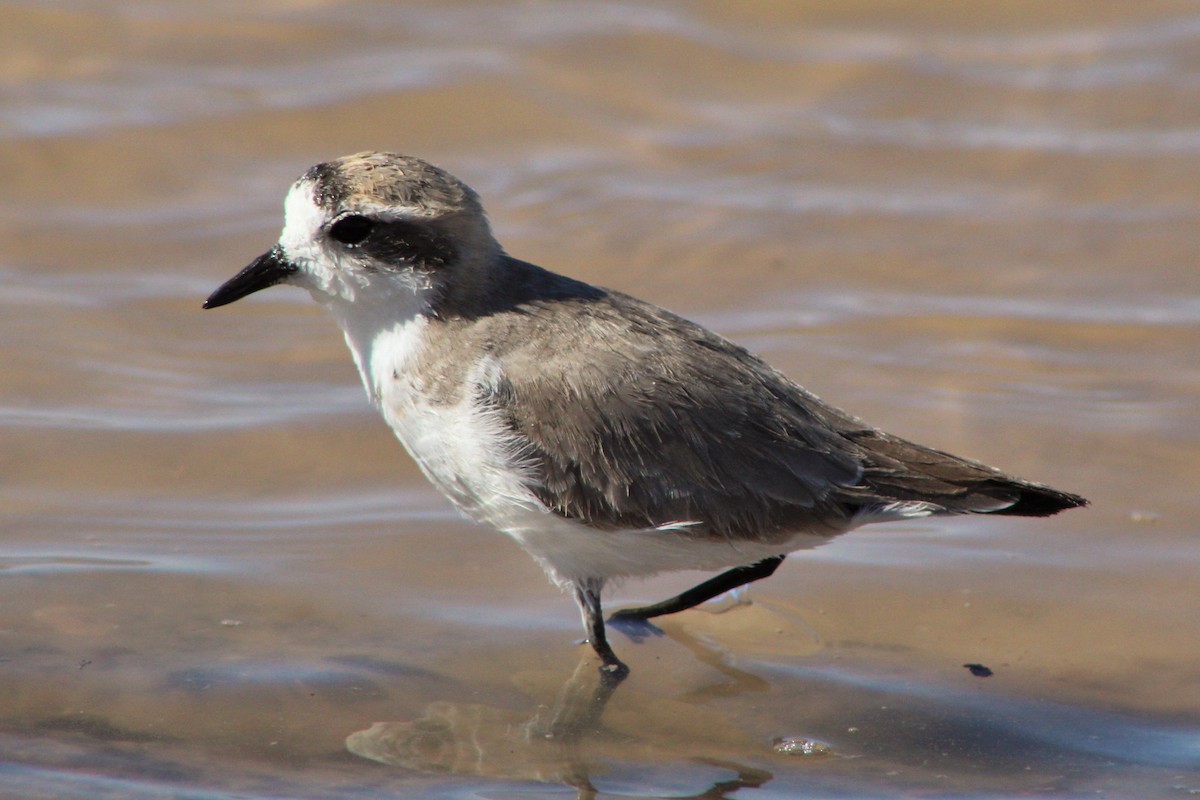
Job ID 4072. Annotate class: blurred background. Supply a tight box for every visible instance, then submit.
[2,1,1198,797]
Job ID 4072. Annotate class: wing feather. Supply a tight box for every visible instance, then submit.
[481,290,866,541]
[460,265,1085,540]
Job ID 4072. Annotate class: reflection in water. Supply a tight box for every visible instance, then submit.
[346,654,778,798]
[344,615,1200,798]
[345,657,618,788]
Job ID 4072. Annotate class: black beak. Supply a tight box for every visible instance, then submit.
[203,246,299,309]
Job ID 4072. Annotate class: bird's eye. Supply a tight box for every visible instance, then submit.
[329,215,374,246]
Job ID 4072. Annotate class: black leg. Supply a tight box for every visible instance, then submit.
[574,579,630,681]
[609,555,786,622]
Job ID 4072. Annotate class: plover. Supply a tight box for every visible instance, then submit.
[205,152,1087,677]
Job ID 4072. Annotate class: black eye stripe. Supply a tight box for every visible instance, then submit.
[361,219,457,270]
[329,215,374,245]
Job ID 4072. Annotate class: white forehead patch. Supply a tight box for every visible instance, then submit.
[279,180,328,265]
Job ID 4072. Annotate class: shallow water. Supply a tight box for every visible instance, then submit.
[3,1,1199,797]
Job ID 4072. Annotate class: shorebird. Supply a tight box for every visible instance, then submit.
[205,152,1087,677]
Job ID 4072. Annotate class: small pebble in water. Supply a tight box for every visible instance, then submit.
[772,736,834,757]
[963,663,994,677]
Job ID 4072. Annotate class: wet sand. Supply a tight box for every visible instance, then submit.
[2,1,1199,797]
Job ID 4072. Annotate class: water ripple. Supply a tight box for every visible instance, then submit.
[805,110,1200,155]
[2,46,512,138]
[765,662,1200,769]
[707,290,1200,333]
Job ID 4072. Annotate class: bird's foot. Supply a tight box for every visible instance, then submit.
[598,657,630,685]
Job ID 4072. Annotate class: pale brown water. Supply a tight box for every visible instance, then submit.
[3,2,1200,797]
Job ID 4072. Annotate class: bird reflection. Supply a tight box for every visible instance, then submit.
[345,641,776,798]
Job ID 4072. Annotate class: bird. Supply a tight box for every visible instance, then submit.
[204,151,1087,678]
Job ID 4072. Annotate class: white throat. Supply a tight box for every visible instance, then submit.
[327,285,432,407]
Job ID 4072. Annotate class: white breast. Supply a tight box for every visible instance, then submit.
[353,317,547,530]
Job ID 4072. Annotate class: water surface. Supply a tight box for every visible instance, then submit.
[2,1,1199,797]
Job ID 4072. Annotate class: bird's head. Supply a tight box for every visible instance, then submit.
[204,152,499,312]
